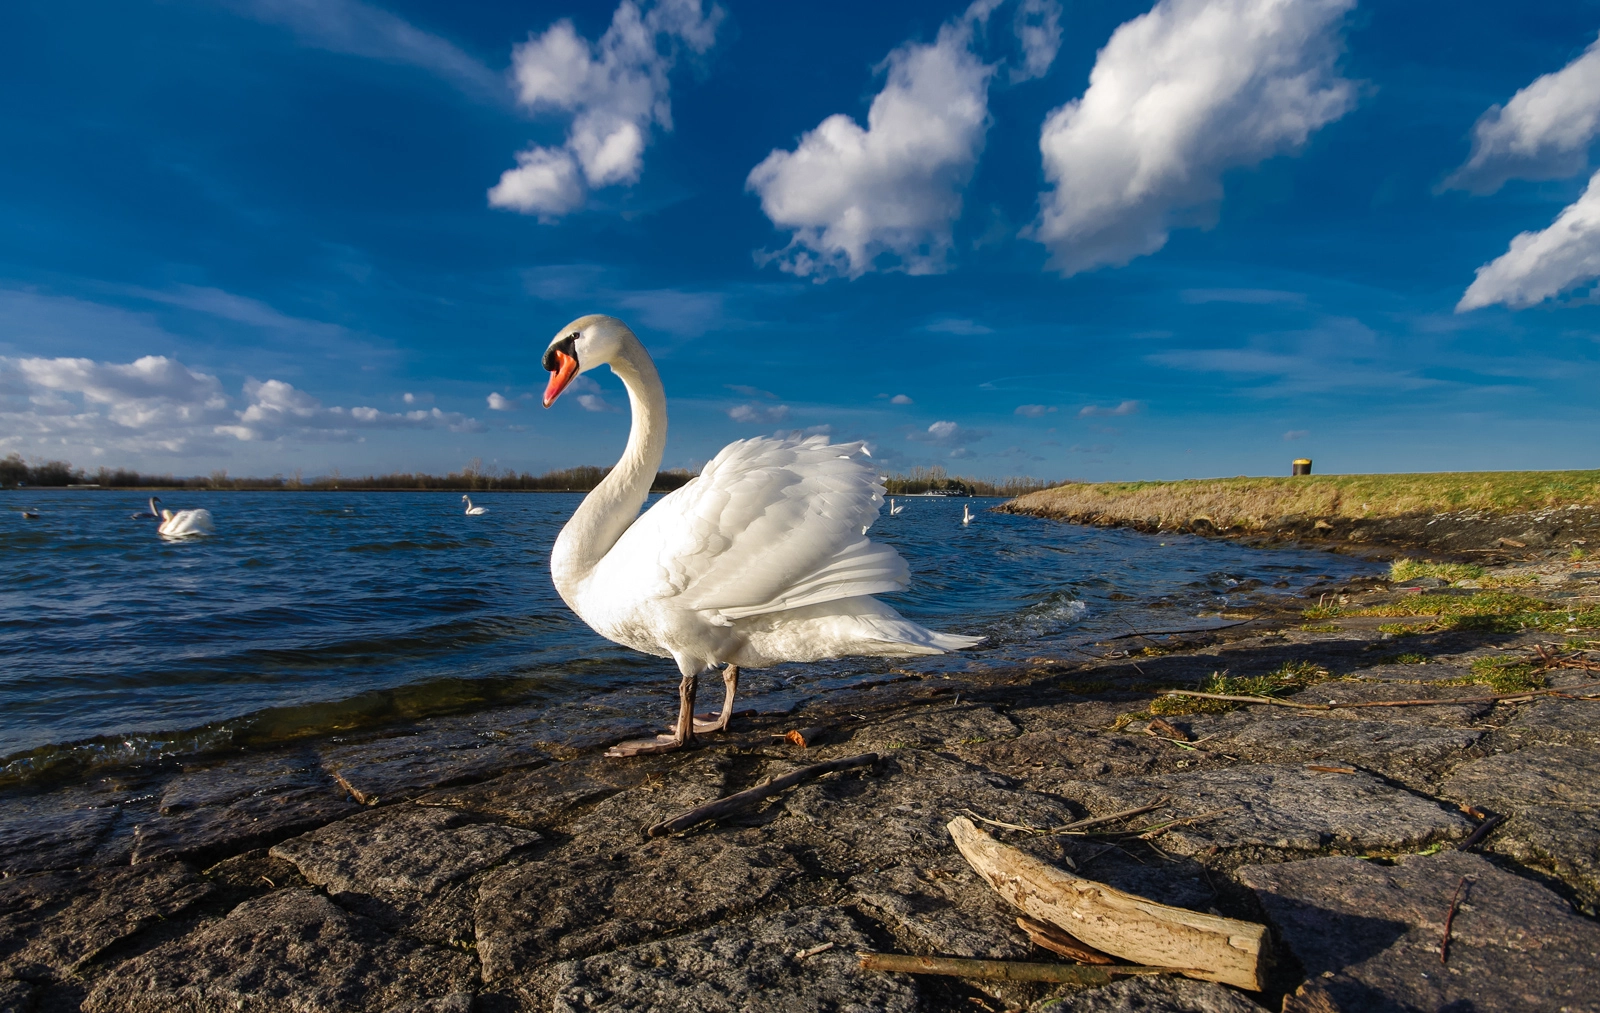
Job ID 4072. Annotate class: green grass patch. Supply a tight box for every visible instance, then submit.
[1447,656,1546,693]
[1390,558,1484,583]
[1301,605,1340,620]
[1308,591,1599,633]
[1151,661,1330,715]
[1391,653,1429,664]
[1480,573,1538,589]
[1359,591,1554,618]
[1300,623,1340,632]
[1377,622,1432,636]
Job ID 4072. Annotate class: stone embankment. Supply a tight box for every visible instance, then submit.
[3,561,1599,1012]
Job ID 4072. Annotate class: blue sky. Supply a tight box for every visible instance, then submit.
[3,0,1599,482]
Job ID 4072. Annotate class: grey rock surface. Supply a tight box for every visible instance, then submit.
[320,727,550,805]
[846,705,1021,754]
[1036,977,1270,1013]
[1239,851,1600,1013]
[1496,698,1600,749]
[1200,714,1487,783]
[1441,745,1600,911]
[1054,763,1472,856]
[131,786,360,865]
[0,802,118,875]
[271,803,541,899]
[499,906,918,1013]
[81,888,475,1013]
[0,863,213,980]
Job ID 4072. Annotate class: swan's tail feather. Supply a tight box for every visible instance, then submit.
[856,614,984,655]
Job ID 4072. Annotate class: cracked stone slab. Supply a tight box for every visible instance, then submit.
[1036,977,1270,1012]
[0,978,36,1013]
[846,705,1020,753]
[271,803,541,900]
[0,801,118,875]
[962,729,1226,780]
[1441,745,1600,912]
[475,825,805,981]
[414,757,646,828]
[131,785,360,866]
[0,863,213,981]
[1054,763,1473,857]
[1238,852,1600,1013]
[849,862,1034,960]
[1277,680,1496,724]
[81,888,475,1013]
[1190,713,1486,782]
[157,749,330,813]
[320,727,551,806]
[1494,698,1600,750]
[500,906,917,1013]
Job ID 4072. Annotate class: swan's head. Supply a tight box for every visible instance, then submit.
[161,509,174,521]
[542,314,635,407]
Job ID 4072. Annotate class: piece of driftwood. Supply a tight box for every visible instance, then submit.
[645,753,877,837]
[1145,717,1190,742]
[1440,875,1472,964]
[1282,980,1343,1013]
[786,726,828,748]
[947,817,1268,991]
[856,952,1172,985]
[1016,915,1115,964]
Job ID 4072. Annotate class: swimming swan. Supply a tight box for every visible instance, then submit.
[462,495,488,515]
[158,507,215,538]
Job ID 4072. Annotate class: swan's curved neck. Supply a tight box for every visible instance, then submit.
[550,338,667,599]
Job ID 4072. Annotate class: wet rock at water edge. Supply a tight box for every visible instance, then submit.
[1238,851,1600,1013]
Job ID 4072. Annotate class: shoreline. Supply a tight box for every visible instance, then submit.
[3,537,1598,1011]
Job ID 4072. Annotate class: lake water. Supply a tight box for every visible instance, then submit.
[0,490,1377,784]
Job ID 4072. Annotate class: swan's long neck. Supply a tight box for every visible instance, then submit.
[550,338,667,602]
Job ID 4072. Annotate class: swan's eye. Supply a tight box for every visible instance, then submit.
[543,332,580,372]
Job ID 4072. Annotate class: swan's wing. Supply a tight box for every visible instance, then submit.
[603,435,909,623]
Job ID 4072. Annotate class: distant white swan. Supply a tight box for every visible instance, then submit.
[888,498,904,515]
[462,495,488,515]
[962,503,973,526]
[132,496,161,520]
[540,314,981,757]
[20,509,39,519]
[158,507,215,538]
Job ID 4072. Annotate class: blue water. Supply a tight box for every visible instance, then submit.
[0,490,1377,783]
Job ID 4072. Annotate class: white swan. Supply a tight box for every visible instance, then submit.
[158,507,215,538]
[962,503,973,526]
[131,496,161,520]
[888,498,904,516]
[542,315,980,757]
[20,509,39,519]
[462,495,488,515]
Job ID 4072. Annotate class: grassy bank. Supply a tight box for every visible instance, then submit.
[1006,470,1600,531]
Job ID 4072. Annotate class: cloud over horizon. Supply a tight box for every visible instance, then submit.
[1457,168,1600,311]
[1030,0,1357,276]
[745,0,1010,279]
[488,0,722,219]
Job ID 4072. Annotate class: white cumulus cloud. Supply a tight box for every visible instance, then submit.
[487,392,515,410]
[889,394,914,405]
[488,0,723,219]
[1078,400,1142,417]
[745,0,1004,279]
[1442,33,1600,195]
[1014,403,1056,417]
[1,354,484,457]
[1011,0,1063,83]
[1030,0,1357,276]
[1457,168,1600,311]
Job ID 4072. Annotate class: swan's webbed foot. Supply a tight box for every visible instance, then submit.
[605,733,684,757]
[691,664,740,734]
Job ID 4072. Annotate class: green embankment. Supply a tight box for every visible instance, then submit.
[1006,470,1600,531]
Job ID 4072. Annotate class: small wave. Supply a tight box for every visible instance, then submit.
[978,593,1089,644]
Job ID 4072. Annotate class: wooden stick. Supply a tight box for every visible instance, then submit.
[645,753,877,837]
[856,951,1173,984]
[1440,875,1471,965]
[1161,686,1600,710]
[786,726,829,748]
[1050,801,1167,834]
[1016,916,1115,964]
[947,816,1268,991]
[1456,811,1505,852]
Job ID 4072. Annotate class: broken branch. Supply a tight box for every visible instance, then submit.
[857,951,1172,984]
[645,752,877,837]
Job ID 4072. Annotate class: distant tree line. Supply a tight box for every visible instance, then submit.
[881,466,1059,498]
[2,453,1063,498]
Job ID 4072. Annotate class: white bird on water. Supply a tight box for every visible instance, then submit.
[888,498,904,516]
[962,503,973,526]
[20,509,39,519]
[462,495,488,516]
[157,506,215,538]
[541,315,981,757]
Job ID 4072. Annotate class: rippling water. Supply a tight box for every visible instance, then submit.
[0,490,1377,783]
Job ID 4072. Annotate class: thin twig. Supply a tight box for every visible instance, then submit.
[1100,621,1256,643]
[1456,811,1505,852]
[1161,684,1600,711]
[1050,801,1168,834]
[857,951,1176,984]
[645,753,878,837]
[1440,876,1472,965]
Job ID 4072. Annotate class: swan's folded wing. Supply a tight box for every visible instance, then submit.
[604,435,909,622]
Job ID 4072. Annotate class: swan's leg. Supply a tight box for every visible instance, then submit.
[692,663,739,734]
[605,667,698,758]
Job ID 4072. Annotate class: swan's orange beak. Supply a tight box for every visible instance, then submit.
[543,350,579,407]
